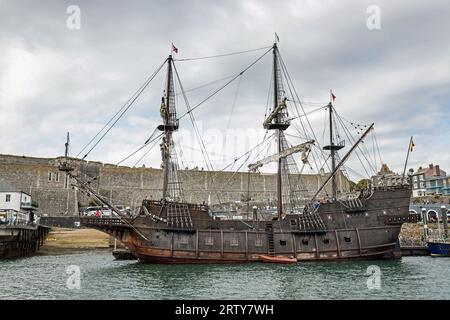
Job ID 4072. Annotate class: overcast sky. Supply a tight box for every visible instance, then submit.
[0,0,449,180]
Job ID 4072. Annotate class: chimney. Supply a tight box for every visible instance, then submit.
[429,163,434,169]
[436,165,440,175]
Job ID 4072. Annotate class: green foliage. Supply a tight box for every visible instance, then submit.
[354,179,370,191]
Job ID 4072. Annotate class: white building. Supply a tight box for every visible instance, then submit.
[0,181,36,225]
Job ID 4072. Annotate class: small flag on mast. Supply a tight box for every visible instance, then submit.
[275,32,280,43]
[331,91,336,101]
[171,43,178,54]
[409,139,415,152]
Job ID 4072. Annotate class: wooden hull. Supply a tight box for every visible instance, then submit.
[122,231,400,264]
[81,187,417,264]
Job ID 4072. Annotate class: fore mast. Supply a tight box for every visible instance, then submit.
[158,55,183,202]
[263,43,290,220]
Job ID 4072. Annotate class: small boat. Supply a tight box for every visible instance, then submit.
[427,240,450,256]
[259,254,297,264]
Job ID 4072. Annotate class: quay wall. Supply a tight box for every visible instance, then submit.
[0,154,351,216]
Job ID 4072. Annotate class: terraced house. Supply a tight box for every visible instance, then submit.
[411,164,449,197]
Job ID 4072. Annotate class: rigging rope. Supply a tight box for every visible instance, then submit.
[226,76,242,130]
[177,47,273,120]
[132,136,163,167]
[172,62,224,205]
[174,45,272,61]
[77,58,168,160]
[116,130,163,166]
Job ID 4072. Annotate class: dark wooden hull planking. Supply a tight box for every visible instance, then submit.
[81,186,418,263]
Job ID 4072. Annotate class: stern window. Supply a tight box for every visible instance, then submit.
[205,237,214,246]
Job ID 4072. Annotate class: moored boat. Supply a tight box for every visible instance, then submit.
[259,254,297,264]
[60,41,420,264]
[427,240,450,256]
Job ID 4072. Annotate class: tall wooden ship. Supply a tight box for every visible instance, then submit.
[60,42,419,263]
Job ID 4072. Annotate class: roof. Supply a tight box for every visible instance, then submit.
[0,180,30,195]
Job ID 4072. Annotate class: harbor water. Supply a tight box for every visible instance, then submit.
[1,250,449,300]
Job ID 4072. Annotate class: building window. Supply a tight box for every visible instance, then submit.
[255,238,263,247]
[323,238,330,244]
[64,174,69,189]
[414,183,418,189]
[5,194,11,202]
[413,176,417,182]
[48,172,60,182]
[230,239,239,247]
[344,237,351,243]
[302,239,309,245]
[279,240,287,246]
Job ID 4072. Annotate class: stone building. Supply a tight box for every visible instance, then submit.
[0,154,351,216]
[411,164,449,196]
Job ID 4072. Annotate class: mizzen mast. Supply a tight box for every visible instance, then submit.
[323,94,344,200]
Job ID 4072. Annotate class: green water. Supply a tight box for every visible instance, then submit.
[0,250,449,299]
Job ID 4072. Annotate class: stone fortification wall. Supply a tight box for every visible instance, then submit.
[0,154,351,216]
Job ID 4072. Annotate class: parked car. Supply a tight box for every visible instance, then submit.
[82,206,102,217]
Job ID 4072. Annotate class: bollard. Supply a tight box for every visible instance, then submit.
[421,207,428,241]
[441,206,448,239]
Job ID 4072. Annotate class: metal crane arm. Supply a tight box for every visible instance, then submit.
[248,140,315,172]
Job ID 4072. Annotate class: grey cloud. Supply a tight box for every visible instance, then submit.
[0,0,449,180]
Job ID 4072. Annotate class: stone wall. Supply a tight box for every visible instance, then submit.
[0,154,351,216]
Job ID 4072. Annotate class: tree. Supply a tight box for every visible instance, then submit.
[354,179,370,191]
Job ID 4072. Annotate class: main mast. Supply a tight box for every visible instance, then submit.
[263,43,290,220]
[274,46,283,220]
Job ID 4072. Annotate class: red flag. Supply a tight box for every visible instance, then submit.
[171,43,178,54]
[331,92,336,101]
[409,140,415,152]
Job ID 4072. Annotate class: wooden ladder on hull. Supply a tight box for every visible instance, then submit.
[265,223,275,256]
